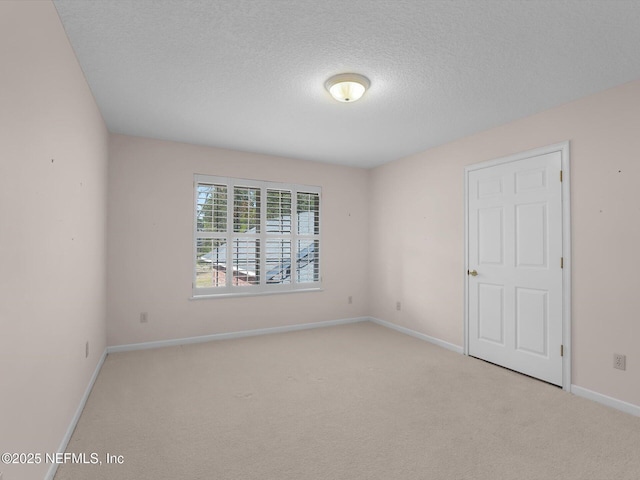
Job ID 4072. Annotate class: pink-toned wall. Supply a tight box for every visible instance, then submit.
[370,79,640,407]
[0,2,108,480]
[107,134,369,346]
[3,4,639,473]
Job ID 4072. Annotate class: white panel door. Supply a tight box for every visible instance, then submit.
[467,151,563,386]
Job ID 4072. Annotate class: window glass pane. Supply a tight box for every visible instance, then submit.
[297,192,320,235]
[266,239,292,284]
[196,238,227,287]
[196,184,227,232]
[234,186,261,233]
[266,189,292,234]
[297,239,319,283]
[232,238,260,286]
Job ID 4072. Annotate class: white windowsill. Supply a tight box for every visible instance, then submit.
[189,287,323,300]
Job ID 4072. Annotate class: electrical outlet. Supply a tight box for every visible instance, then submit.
[348,296,353,304]
[140,312,148,323]
[85,341,89,358]
[614,354,626,370]
[396,301,401,311]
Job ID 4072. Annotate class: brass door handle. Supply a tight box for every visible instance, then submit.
[468,269,478,276]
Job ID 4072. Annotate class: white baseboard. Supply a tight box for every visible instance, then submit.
[107,316,369,353]
[45,349,108,480]
[369,317,464,354]
[571,385,640,417]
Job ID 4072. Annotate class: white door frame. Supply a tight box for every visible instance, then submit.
[464,141,571,391]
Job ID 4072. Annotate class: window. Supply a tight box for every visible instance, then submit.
[194,175,321,297]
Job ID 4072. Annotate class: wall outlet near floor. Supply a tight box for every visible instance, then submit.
[348,296,353,304]
[613,353,626,370]
[396,301,401,311]
[140,312,148,323]
[85,341,89,358]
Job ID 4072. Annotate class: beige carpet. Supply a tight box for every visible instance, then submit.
[55,322,640,479]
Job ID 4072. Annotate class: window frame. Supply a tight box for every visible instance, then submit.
[192,174,322,298]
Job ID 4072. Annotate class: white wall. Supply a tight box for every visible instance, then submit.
[107,134,369,346]
[0,2,108,480]
[370,79,640,408]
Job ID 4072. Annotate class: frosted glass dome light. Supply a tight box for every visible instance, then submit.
[325,73,370,103]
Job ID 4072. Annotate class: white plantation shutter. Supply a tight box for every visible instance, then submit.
[196,183,227,233]
[231,238,260,286]
[196,238,227,288]
[266,189,292,234]
[296,192,320,235]
[193,175,321,297]
[296,192,320,283]
[266,188,293,284]
[266,239,292,284]
[297,239,320,283]
[233,186,261,233]
[195,184,228,288]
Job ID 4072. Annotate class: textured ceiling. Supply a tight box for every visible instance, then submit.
[53,0,640,168]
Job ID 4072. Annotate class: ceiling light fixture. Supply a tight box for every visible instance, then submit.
[325,73,370,103]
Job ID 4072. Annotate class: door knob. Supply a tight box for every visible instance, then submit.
[468,269,478,276]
